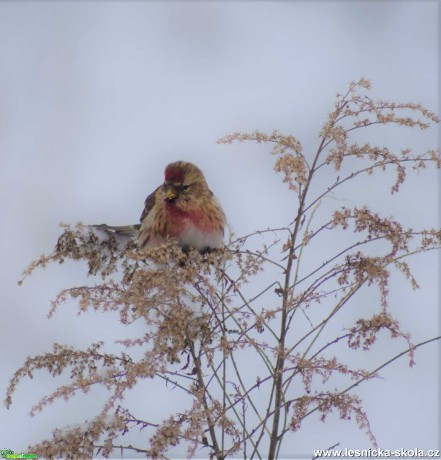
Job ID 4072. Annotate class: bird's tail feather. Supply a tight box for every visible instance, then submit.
[92,223,140,238]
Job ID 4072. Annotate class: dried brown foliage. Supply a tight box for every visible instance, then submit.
[7,79,441,459]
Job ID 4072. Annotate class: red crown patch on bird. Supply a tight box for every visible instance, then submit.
[164,164,185,183]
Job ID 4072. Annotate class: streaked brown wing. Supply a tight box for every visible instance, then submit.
[140,185,161,223]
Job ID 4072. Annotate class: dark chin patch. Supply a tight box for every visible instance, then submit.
[165,165,185,183]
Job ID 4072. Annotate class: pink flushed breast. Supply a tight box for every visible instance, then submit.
[162,201,225,249]
[165,204,214,232]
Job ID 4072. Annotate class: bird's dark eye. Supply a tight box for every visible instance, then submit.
[183,184,191,191]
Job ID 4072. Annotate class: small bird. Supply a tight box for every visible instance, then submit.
[94,161,226,252]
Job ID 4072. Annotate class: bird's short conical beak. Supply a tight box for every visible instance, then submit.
[165,185,178,201]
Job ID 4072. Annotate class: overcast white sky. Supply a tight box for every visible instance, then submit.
[0,1,439,458]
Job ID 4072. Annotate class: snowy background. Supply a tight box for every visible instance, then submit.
[0,1,439,458]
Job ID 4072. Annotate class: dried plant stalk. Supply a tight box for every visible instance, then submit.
[7,79,441,459]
